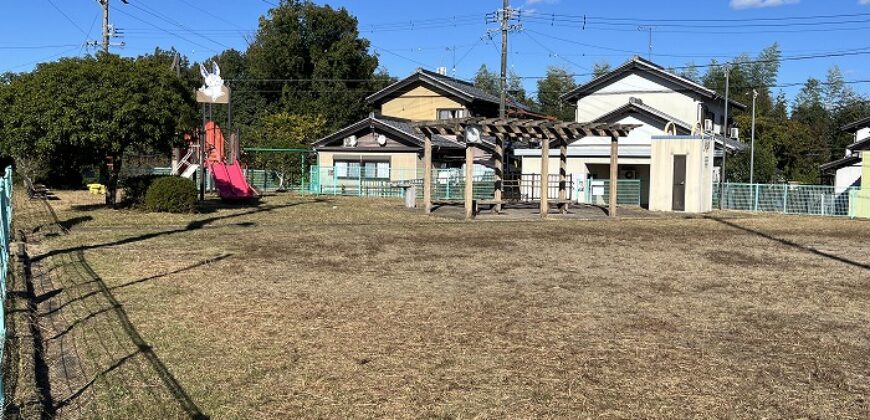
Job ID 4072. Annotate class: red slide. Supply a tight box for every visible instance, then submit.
[210,161,258,200]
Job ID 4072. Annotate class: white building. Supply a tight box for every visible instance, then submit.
[821,117,869,193]
[515,57,746,207]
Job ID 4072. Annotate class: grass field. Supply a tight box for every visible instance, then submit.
[13,191,870,418]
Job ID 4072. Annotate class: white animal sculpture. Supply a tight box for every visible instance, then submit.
[199,62,225,102]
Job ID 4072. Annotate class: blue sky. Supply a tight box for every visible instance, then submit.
[3,0,870,102]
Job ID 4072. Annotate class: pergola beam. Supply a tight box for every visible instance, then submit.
[412,118,640,219]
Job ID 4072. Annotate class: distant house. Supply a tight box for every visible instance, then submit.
[514,57,746,207]
[312,68,531,185]
[821,116,869,193]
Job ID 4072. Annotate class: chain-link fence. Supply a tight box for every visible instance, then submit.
[713,183,859,217]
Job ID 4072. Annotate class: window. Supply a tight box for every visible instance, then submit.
[437,108,468,120]
[335,159,390,179]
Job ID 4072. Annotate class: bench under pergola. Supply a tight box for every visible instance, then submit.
[414,117,640,219]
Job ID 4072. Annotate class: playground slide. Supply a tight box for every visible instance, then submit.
[210,161,257,200]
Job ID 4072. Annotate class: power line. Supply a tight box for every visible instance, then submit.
[0,44,82,50]
[523,30,589,71]
[45,0,90,37]
[112,7,220,54]
[125,2,234,50]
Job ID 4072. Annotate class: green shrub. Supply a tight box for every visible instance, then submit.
[143,176,198,213]
[121,174,166,208]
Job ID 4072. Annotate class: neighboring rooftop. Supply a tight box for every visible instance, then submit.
[365,68,532,111]
[841,115,870,133]
[312,114,462,150]
[561,56,747,110]
[820,154,862,172]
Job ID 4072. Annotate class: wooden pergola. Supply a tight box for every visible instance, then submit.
[414,117,640,220]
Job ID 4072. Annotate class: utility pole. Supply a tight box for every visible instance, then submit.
[750,89,758,185]
[499,0,509,119]
[638,26,655,60]
[96,0,128,54]
[487,1,521,118]
[719,64,730,209]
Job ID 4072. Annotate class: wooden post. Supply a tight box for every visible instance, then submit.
[540,136,550,218]
[464,141,475,220]
[609,134,619,218]
[423,132,433,214]
[558,137,568,214]
[494,133,504,213]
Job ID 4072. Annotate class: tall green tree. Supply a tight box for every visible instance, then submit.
[678,62,700,83]
[244,112,325,190]
[591,62,611,79]
[507,69,535,109]
[536,65,576,121]
[0,54,195,204]
[473,64,499,96]
[245,0,385,131]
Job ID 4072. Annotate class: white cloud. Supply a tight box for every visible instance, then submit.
[860,0,870,5]
[730,0,799,9]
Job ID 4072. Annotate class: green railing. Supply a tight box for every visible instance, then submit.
[308,166,496,201]
[713,183,858,217]
[584,179,642,206]
[1,166,14,415]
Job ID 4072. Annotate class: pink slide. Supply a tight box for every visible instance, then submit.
[210,161,258,200]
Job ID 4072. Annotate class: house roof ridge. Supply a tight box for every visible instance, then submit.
[561,57,747,110]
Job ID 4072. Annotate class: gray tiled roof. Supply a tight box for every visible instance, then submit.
[378,117,462,149]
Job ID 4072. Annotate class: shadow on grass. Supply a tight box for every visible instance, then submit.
[32,198,331,264]
[27,198,217,419]
[70,203,109,212]
[38,254,232,319]
[706,215,870,270]
[59,215,94,231]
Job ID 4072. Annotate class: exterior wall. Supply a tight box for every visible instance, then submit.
[568,115,668,147]
[521,157,651,206]
[576,73,710,127]
[649,137,714,213]
[380,85,464,120]
[856,127,870,143]
[317,151,419,181]
[858,152,870,218]
[834,165,862,193]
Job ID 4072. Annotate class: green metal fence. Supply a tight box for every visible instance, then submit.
[584,179,643,206]
[713,183,858,217]
[130,167,290,192]
[1,166,13,414]
[308,166,496,201]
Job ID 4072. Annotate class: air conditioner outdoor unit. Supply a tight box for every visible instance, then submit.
[730,127,739,139]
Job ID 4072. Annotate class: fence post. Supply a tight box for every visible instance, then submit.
[754,184,760,212]
[783,185,789,214]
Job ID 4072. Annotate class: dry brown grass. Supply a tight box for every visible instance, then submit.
[17,190,870,419]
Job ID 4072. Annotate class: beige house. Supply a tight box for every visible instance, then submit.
[515,57,746,208]
[313,68,531,183]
